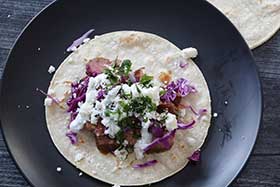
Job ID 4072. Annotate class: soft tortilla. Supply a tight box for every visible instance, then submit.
[45,31,211,185]
[207,0,280,49]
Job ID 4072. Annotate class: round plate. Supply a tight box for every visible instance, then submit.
[0,0,262,186]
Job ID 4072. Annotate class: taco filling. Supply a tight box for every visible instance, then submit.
[44,31,211,185]
[67,57,201,161]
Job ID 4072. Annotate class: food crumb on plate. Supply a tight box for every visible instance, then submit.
[92,170,97,175]
[78,172,83,176]
[26,105,30,109]
[38,47,41,51]
[17,105,21,108]
[224,100,228,105]
[7,14,11,18]
[112,184,121,187]
[44,97,52,106]
[83,38,90,43]
[48,65,56,74]
[56,167,62,172]
[213,112,218,117]
[74,152,85,162]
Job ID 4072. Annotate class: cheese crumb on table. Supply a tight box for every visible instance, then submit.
[56,167,62,172]
[48,65,56,74]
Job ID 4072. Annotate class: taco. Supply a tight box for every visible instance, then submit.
[45,31,211,186]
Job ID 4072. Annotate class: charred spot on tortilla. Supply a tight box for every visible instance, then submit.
[45,31,211,185]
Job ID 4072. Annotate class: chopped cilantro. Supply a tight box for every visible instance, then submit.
[159,89,167,96]
[119,59,132,76]
[104,68,118,84]
[135,84,141,93]
[128,96,157,114]
[103,59,132,85]
[115,130,125,144]
[140,74,153,87]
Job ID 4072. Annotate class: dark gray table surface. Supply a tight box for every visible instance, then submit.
[0,0,280,187]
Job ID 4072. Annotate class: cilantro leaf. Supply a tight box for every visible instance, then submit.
[140,74,153,87]
[119,59,132,76]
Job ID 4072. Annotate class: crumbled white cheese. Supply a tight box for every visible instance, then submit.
[182,47,198,59]
[70,115,85,133]
[102,117,120,138]
[44,97,52,106]
[145,111,157,120]
[92,170,97,174]
[74,152,85,162]
[134,121,152,159]
[165,113,178,131]
[112,184,121,187]
[114,148,128,161]
[79,102,93,118]
[213,112,218,117]
[129,84,140,98]
[56,167,62,172]
[48,89,55,95]
[70,76,107,132]
[83,38,90,43]
[123,140,128,146]
[141,86,160,105]
[122,83,160,105]
[48,65,56,74]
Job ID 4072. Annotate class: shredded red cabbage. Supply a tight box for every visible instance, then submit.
[177,120,196,130]
[67,77,89,114]
[96,89,105,101]
[36,88,60,104]
[132,160,158,169]
[67,29,95,52]
[175,78,196,96]
[148,123,165,138]
[179,61,188,68]
[160,89,177,102]
[188,150,200,162]
[160,78,196,102]
[144,130,176,152]
[66,131,78,144]
[188,106,207,119]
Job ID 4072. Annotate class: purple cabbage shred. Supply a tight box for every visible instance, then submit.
[67,77,89,120]
[67,29,95,52]
[96,89,106,101]
[177,120,196,130]
[36,88,60,104]
[144,130,176,152]
[148,123,165,138]
[132,160,158,169]
[66,131,78,144]
[189,106,207,119]
[188,150,200,162]
[160,78,196,102]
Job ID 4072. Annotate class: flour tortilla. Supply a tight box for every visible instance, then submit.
[207,0,280,49]
[45,31,211,186]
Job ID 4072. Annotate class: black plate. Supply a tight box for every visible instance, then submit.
[0,0,262,186]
